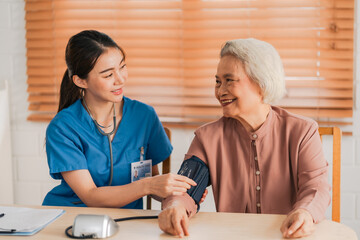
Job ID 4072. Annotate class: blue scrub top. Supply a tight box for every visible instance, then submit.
[42,97,172,208]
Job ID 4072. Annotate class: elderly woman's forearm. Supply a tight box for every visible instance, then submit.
[293,168,331,222]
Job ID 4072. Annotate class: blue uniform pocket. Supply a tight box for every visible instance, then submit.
[126,149,140,162]
[125,147,147,163]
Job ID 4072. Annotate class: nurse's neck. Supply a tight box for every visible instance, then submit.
[82,95,123,127]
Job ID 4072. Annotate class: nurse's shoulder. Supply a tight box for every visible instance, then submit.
[124,96,158,121]
[46,99,86,137]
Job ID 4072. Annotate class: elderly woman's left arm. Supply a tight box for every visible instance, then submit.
[281,122,331,238]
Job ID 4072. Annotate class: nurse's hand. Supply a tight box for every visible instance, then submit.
[280,208,315,238]
[158,203,189,238]
[148,173,196,198]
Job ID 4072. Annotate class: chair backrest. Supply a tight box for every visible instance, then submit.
[318,127,341,222]
[146,127,171,210]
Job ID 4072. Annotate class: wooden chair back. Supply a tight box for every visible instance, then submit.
[146,127,171,209]
[318,127,341,222]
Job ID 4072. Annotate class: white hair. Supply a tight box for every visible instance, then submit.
[220,38,286,104]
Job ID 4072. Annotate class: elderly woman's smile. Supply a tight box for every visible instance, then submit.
[220,98,237,106]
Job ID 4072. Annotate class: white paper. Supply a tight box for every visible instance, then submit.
[0,206,64,232]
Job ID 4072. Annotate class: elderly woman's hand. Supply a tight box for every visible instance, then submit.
[158,204,189,238]
[280,208,315,238]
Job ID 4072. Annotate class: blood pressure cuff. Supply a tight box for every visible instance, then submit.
[177,155,210,210]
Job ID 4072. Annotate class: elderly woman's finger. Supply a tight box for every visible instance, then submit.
[199,189,208,203]
[181,214,190,236]
[158,211,174,235]
[172,210,185,237]
[290,218,315,238]
[286,218,304,237]
[280,216,291,235]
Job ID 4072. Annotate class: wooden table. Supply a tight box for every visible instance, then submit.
[0,206,357,239]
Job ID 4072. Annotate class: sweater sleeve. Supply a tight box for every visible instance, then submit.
[292,122,331,223]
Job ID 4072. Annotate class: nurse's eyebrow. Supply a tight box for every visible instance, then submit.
[99,58,125,74]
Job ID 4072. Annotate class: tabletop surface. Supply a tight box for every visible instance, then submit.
[0,206,357,240]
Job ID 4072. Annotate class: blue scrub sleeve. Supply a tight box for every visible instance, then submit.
[146,111,173,166]
[46,122,88,180]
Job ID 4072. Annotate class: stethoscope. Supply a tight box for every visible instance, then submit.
[83,99,116,186]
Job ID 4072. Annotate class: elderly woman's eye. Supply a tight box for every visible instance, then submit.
[226,78,234,82]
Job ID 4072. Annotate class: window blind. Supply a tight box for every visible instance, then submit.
[25,0,354,131]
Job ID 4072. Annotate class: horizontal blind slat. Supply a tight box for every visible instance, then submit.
[25,0,354,128]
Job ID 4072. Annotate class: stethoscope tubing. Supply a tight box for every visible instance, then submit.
[83,99,116,186]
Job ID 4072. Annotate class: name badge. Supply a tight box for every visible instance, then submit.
[131,159,152,182]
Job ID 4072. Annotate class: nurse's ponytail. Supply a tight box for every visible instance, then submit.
[57,30,125,113]
[58,69,81,112]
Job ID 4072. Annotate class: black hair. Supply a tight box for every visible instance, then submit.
[58,30,125,112]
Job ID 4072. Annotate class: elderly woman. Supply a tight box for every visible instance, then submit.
[158,38,330,238]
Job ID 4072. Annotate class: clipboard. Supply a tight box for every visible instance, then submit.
[0,206,65,236]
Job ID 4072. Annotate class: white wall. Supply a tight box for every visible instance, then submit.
[0,81,14,204]
[0,0,58,205]
[0,0,359,237]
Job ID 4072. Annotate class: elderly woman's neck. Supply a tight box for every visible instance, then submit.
[235,104,271,132]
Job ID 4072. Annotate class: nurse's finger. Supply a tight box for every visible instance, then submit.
[171,180,192,189]
[173,175,197,186]
[171,187,189,195]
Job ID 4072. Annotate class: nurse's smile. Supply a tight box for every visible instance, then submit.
[112,88,123,95]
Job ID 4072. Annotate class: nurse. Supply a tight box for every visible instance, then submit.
[42,30,196,208]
